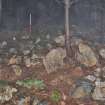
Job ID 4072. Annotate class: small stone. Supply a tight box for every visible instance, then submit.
[94,68,101,77]
[46,43,53,50]
[23,50,30,55]
[54,35,65,46]
[70,79,93,99]
[43,48,66,73]
[77,43,98,67]
[1,41,7,48]
[85,75,96,82]
[99,48,105,59]
[9,48,17,54]
[75,79,94,95]
[13,36,16,41]
[38,100,48,105]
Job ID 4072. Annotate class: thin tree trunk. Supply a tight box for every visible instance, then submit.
[0,0,2,26]
[65,0,73,60]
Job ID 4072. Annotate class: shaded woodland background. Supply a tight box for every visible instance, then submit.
[0,0,105,42]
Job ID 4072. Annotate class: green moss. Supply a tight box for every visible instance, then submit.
[16,79,45,89]
[50,89,61,103]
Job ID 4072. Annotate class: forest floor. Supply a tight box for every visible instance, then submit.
[0,63,99,105]
[0,33,105,105]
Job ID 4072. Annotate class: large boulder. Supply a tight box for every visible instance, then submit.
[43,48,66,73]
[77,43,98,67]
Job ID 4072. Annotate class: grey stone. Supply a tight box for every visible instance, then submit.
[85,75,96,82]
[94,68,101,77]
[1,41,7,48]
[70,79,94,99]
[9,48,17,54]
[38,100,48,105]
[23,50,30,55]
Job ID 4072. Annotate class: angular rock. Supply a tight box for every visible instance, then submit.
[70,79,93,99]
[77,43,98,67]
[85,75,96,82]
[23,50,31,55]
[43,48,66,73]
[9,48,17,54]
[71,86,87,99]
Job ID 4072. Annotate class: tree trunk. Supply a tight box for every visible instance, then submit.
[0,0,2,26]
[64,0,73,60]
